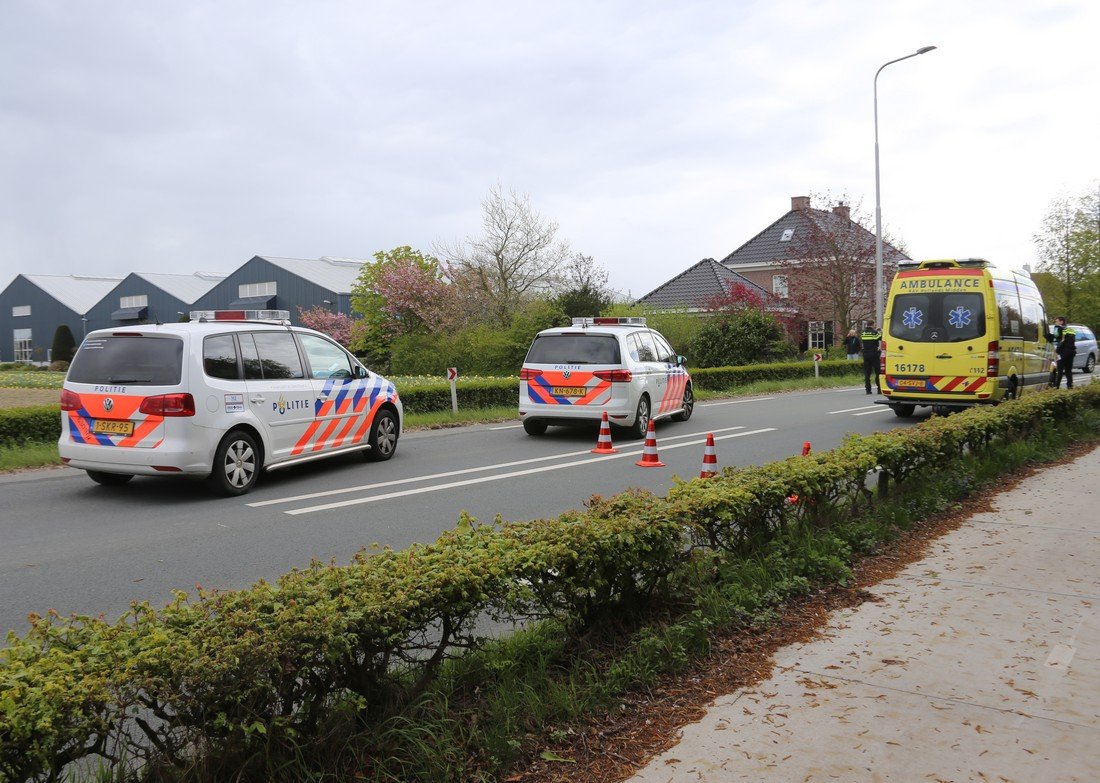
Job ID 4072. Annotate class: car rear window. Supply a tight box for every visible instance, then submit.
[525,334,621,364]
[68,335,184,385]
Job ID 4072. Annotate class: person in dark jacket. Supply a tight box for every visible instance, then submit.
[861,325,882,394]
[1053,316,1076,389]
[844,328,861,360]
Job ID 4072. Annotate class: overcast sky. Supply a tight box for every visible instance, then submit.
[2,0,1097,299]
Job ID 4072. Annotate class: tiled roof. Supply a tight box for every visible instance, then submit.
[636,258,771,309]
[258,256,368,294]
[719,207,909,267]
[132,272,226,303]
[22,274,124,314]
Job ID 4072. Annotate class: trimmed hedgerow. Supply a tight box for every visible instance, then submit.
[0,406,60,448]
[2,385,1098,781]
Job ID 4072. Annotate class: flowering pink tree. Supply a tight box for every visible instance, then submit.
[702,282,766,313]
[298,306,354,346]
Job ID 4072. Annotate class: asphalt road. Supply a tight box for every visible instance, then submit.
[0,384,979,636]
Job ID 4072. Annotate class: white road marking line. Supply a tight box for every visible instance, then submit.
[490,424,524,430]
[828,405,882,414]
[699,396,775,407]
[284,428,776,515]
[249,424,751,507]
[852,407,891,416]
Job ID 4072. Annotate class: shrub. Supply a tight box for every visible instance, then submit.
[50,326,77,364]
[0,406,60,448]
[47,361,69,373]
[688,309,796,367]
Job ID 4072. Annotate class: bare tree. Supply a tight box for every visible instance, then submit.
[774,195,905,335]
[438,185,571,327]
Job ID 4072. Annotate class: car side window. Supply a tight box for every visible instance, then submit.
[634,331,658,362]
[203,334,241,380]
[651,332,675,363]
[298,333,353,379]
[625,333,642,361]
[250,331,305,380]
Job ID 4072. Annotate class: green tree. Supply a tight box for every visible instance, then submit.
[688,308,795,368]
[554,253,614,319]
[1033,187,1100,326]
[51,324,77,362]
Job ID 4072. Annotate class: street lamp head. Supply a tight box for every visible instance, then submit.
[916,45,937,55]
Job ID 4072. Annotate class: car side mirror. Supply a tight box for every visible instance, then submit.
[677,355,687,367]
[354,364,369,379]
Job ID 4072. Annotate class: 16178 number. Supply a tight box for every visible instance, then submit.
[894,363,925,373]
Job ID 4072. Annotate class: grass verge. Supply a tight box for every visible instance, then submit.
[0,441,61,472]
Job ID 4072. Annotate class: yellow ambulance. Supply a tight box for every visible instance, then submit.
[878,258,1052,417]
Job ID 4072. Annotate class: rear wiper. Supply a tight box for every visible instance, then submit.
[107,377,151,383]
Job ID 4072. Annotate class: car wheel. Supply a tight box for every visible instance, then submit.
[630,395,651,439]
[209,430,260,496]
[522,418,548,436]
[365,408,399,461]
[672,383,694,422]
[1084,354,1095,374]
[86,470,133,486]
[891,404,916,418]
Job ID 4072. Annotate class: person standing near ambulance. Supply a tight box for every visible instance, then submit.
[1053,316,1077,389]
[861,324,882,394]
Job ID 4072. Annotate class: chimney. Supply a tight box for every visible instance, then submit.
[791,196,811,211]
[832,203,851,220]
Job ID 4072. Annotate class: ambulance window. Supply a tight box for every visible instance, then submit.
[68,336,183,385]
[941,293,984,341]
[250,332,305,380]
[1020,298,1041,342]
[997,292,1022,338]
[203,334,241,380]
[298,334,353,380]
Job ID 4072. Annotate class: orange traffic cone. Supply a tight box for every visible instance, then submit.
[699,433,718,478]
[591,411,618,454]
[635,419,666,468]
[802,441,812,456]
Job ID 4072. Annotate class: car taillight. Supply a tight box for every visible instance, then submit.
[60,389,81,411]
[986,340,999,376]
[594,369,632,382]
[519,368,543,381]
[139,393,196,417]
[879,341,887,374]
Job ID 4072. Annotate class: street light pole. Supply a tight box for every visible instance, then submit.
[874,45,936,328]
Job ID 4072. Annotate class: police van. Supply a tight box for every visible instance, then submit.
[58,310,402,495]
[878,258,1051,417]
[519,316,693,437]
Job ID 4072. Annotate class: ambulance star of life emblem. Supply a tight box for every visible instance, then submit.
[103,398,114,412]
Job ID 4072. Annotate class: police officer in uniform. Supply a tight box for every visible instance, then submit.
[1053,316,1076,389]
[861,324,882,394]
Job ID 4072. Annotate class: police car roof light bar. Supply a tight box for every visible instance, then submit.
[571,316,647,327]
[190,309,291,323]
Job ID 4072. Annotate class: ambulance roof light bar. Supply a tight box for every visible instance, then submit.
[190,310,291,323]
[571,316,647,327]
[918,258,990,270]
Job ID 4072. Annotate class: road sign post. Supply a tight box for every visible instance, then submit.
[447,367,458,413]
[813,353,822,378]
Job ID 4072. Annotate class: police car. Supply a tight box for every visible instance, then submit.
[58,310,402,496]
[519,317,693,437]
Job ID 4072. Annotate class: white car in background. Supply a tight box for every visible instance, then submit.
[519,317,693,438]
[1067,324,1097,374]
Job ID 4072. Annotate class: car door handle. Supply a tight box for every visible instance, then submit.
[936,353,952,359]
[249,395,265,404]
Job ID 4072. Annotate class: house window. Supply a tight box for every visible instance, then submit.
[120,294,148,308]
[239,281,276,298]
[779,228,794,242]
[12,305,30,317]
[808,321,826,350]
[772,275,788,299]
[13,329,32,362]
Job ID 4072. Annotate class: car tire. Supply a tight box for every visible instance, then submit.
[209,429,260,496]
[891,404,916,418]
[86,470,133,486]
[1083,354,1095,374]
[671,383,694,422]
[522,418,548,436]
[629,395,651,439]
[364,408,399,462]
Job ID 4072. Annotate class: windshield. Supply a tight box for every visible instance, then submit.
[68,335,184,385]
[525,334,621,364]
[889,292,985,343]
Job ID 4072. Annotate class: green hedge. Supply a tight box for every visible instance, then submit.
[0,406,61,448]
[690,358,857,390]
[3,386,1098,781]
